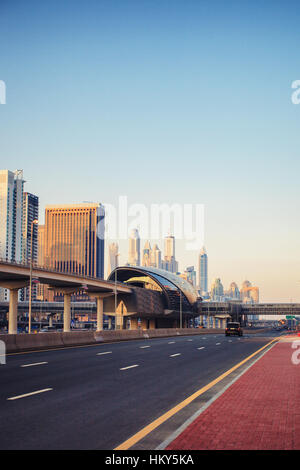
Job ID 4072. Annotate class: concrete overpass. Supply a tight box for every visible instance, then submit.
[199,301,300,324]
[0,260,131,334]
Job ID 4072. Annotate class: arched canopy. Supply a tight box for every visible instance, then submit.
[108,266,198,313]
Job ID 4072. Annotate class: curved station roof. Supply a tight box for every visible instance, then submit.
[108,265,198,313]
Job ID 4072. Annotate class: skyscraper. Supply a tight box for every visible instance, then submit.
[142,240,152,267]
[162,235,178,273]
[198,246,208,294]
[20,192,39,301]
[21,192,39,264]
[240,280,259,304]
[185,266,197,287]
[107,242,119,277]
[211,278,224,301]
[128,228,140,266]
[0,169,25,300]
[36,224,46,300]
[151,243,161,269]
[0,169,25,263]
[44,203,105,278]
[227,281,240,299]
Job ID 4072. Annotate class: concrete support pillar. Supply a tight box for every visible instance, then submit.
[108,317,112,329]
[149,319,156,329]
[96,297,104,331]
[64,293,71,332]
[115,313,124,330]
[212,316,216,329]
[130,318,138,330]
[49,316,53,328]
[8,289,18,334]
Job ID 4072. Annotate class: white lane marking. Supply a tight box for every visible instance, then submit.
[228,340,232,343]
[216,343,221,345]
[120,365,139,371]
[197,347,205,350]
[187,339,193,342]
[7,388,53,401]
[168,341,175,344]
[170,353,181,358]
[97,351,112,356]
[140,346,150,349]
[20,362,48,368]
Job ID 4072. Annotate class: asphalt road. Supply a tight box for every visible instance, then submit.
[0,330,283,449]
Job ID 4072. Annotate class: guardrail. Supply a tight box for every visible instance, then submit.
[0,327,273,354]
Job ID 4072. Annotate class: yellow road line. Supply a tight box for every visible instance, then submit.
[114,338,278,450]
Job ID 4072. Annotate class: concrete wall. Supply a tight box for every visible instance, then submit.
[0,327,272,354]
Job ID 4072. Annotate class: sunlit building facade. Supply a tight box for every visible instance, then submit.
[44,203,105,278]
[0,169,25,301]
[128,228,140,266]
[240,280,259,304]
[161,235,178,273]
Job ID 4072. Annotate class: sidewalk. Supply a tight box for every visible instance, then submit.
[166,335,300,450]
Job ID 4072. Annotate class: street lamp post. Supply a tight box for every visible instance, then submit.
[180,289,182,329]
[114,254,120,330]
[28,219,38,334]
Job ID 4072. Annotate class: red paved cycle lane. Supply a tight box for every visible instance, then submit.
[166,339,300,450]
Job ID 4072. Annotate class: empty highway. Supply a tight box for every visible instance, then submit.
[0,330,282,449]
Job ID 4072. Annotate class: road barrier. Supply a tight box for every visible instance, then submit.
[0,327,272,354]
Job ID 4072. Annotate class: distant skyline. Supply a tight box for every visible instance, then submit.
[1,0,300,302]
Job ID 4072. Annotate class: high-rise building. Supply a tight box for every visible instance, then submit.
[162,235,178,273]
[0,169,25,262]
[151,243,161,269]
[21,193,39,264]
[0,169,25,301]
[198,246,208,294]
[211,278,224,301]
[37,225,45,267]
[226,281,240,300]
[240,280,259,304]
[128,228,140,266]
[36,225,46,300]
[107,242,119,277]
[185,266,197,287]
[20,192,39,301]
[44,203,105,278]
[142,240,152,267]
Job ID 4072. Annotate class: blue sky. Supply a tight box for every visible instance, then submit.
[1,0,300,301]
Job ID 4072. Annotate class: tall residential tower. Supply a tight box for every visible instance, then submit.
[0,170,25,300]
[198,246,208,295]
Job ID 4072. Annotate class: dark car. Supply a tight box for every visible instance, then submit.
[225,322,243,336]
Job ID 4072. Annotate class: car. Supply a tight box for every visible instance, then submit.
[225,322,243,336]
[39,326,57,332]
